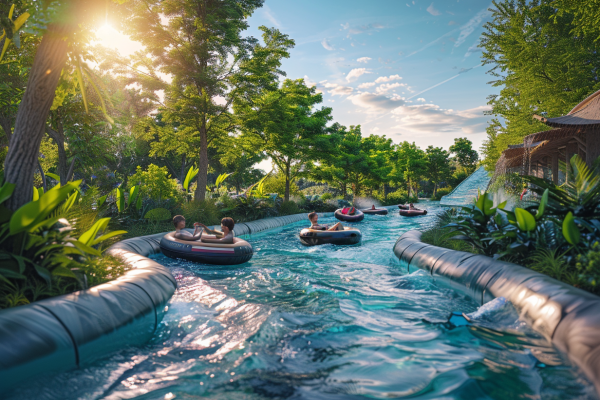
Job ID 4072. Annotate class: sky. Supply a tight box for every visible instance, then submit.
[97,0,497,161]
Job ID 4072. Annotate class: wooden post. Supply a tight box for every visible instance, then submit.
[552,151,559,184]
[586,130,600,168]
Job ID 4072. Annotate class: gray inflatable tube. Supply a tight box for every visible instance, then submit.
[160,232,253,265]
[0,233,176,396]
[299,227,362,246]
[394,229,600,395]
[361,208,389,215]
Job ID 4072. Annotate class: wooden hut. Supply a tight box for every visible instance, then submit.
[495,89,600,185]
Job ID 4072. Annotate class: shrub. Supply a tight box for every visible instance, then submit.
[382,189,408,206]
[263,173,301,198]
[432,187,452,201]
[144,207,171,221]
[321,192,333,201]
[128,164,183,202]
[181,199,222,226]
[278,200,301,215]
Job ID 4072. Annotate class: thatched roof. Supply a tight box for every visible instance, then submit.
[533,89,600,128]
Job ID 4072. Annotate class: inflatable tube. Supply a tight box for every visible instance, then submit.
[334,209,365,222]
[393,230,600,395]
[399,209,427,217]
[398,204,410,210]
[299,227,362,246]
[0,233,176,396]
[361,208,388,215]
[160,232,253,265]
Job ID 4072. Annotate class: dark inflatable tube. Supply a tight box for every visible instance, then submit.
[160,232,253,265]
[398,204,410,210]
[299,227,362,246]
[361,208,388,215]
[393,230,600,395]
[399,209,427,217]
[0,233,176,396]
[334,209,365,222]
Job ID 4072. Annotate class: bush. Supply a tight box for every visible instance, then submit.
[432,187,452,201]
[381,189,408,206]
[144,207,171,221]
[263,173,301,198]
[181,199,222,226]
[321,192,333,201]
[128,164,183,203]
[278,200,301,216]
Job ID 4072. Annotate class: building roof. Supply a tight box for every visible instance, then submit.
[533,89,600,128]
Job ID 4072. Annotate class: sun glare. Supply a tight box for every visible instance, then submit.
[94,23,143,56]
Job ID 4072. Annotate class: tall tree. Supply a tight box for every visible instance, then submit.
[449,137,478,174]
[425,145,451,197]
[396,141,426,198]
[126,0,293,201]
[238,79,332,201]
[480,0,600,169]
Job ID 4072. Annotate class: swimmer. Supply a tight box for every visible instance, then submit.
[195,217,235,244]
[308,212,343,231]
[173,215,202,241]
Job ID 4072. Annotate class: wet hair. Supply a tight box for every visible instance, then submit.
[173,215,185,227]
[221,217,235,232]
[308,212,318,221]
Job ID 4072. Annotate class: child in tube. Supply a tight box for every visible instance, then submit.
[308,212,343,231]
[173,215,235,244]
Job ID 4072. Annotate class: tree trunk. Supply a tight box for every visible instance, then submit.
[195,124,208,201]
[0,116,12,146]
[66,156,76,182]
[37,160,47,192]
[45,125,68,185]
[284,160,290,202]
[4,24,70,211]
[433,182,437,198]
[180,153,187,183]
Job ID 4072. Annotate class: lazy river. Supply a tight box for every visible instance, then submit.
[8,203,597,399]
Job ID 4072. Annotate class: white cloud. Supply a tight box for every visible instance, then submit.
[330,85,354,96]
[303,75,317,88]
[358,82,377,89]
[376,82,404,93]
[348,92,406,112]
[357,57,372,63]
[321,39,334,51]
[375,74,402,83]
[346,68,371,82]
[455,7,492,48]
[427,3,441,16]
[262,5,282,28]
[464,37,484,58]
[341,22,385,37]
[391,103,490,135]
[371,127,381,133]
[417,98,426,102]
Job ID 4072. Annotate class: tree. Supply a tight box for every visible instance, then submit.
[449,137,478,174]
[480,0,600,169]
[396,141,426,199]
[238,79,332,201]
[125,0,294,202]
[3,0,122,210]
[425,145,451,197]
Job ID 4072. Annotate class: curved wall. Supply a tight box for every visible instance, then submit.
[394,230,600,394]
[0,236,177,395]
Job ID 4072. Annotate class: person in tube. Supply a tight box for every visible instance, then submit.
[308,212,343,231]
[173,216,235,244]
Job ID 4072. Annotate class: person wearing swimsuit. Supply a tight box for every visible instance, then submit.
[308,212,343,231]
[194,217,235,244]
[173,215,202,240]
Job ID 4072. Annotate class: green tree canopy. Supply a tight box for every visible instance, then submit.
[425,145,452,197]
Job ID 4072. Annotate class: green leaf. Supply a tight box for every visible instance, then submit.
[62,191,79,213]
[215,173,232,188]
[562,212,580,245]
[97,194,107,208]
[115,187,124,212]
[32,186,39,201]
[535,189,549,221]
[79,218,110,246]
[91,230,127,246]
[0,268,26,280]
[51,266,77,279]
[0,182,15,204]
[183,166,199,192]
[70,240,101,256]
[75,57,89,114]
[514,208,536,232]
[46,172,60,182]
[136,193,142,210]
[10,181,81,235]
[34,265,52,285]
[128,186,139,208]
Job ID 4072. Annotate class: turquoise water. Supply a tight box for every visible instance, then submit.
[9,203,597,399]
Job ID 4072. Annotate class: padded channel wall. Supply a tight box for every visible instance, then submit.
[393,230,600,394]
[0,235,176,396]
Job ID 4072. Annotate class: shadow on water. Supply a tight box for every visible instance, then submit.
[8,203,598,400]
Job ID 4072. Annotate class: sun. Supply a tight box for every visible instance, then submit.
[94,23,143,57]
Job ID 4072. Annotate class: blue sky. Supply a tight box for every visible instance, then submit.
[245,0,496,154]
